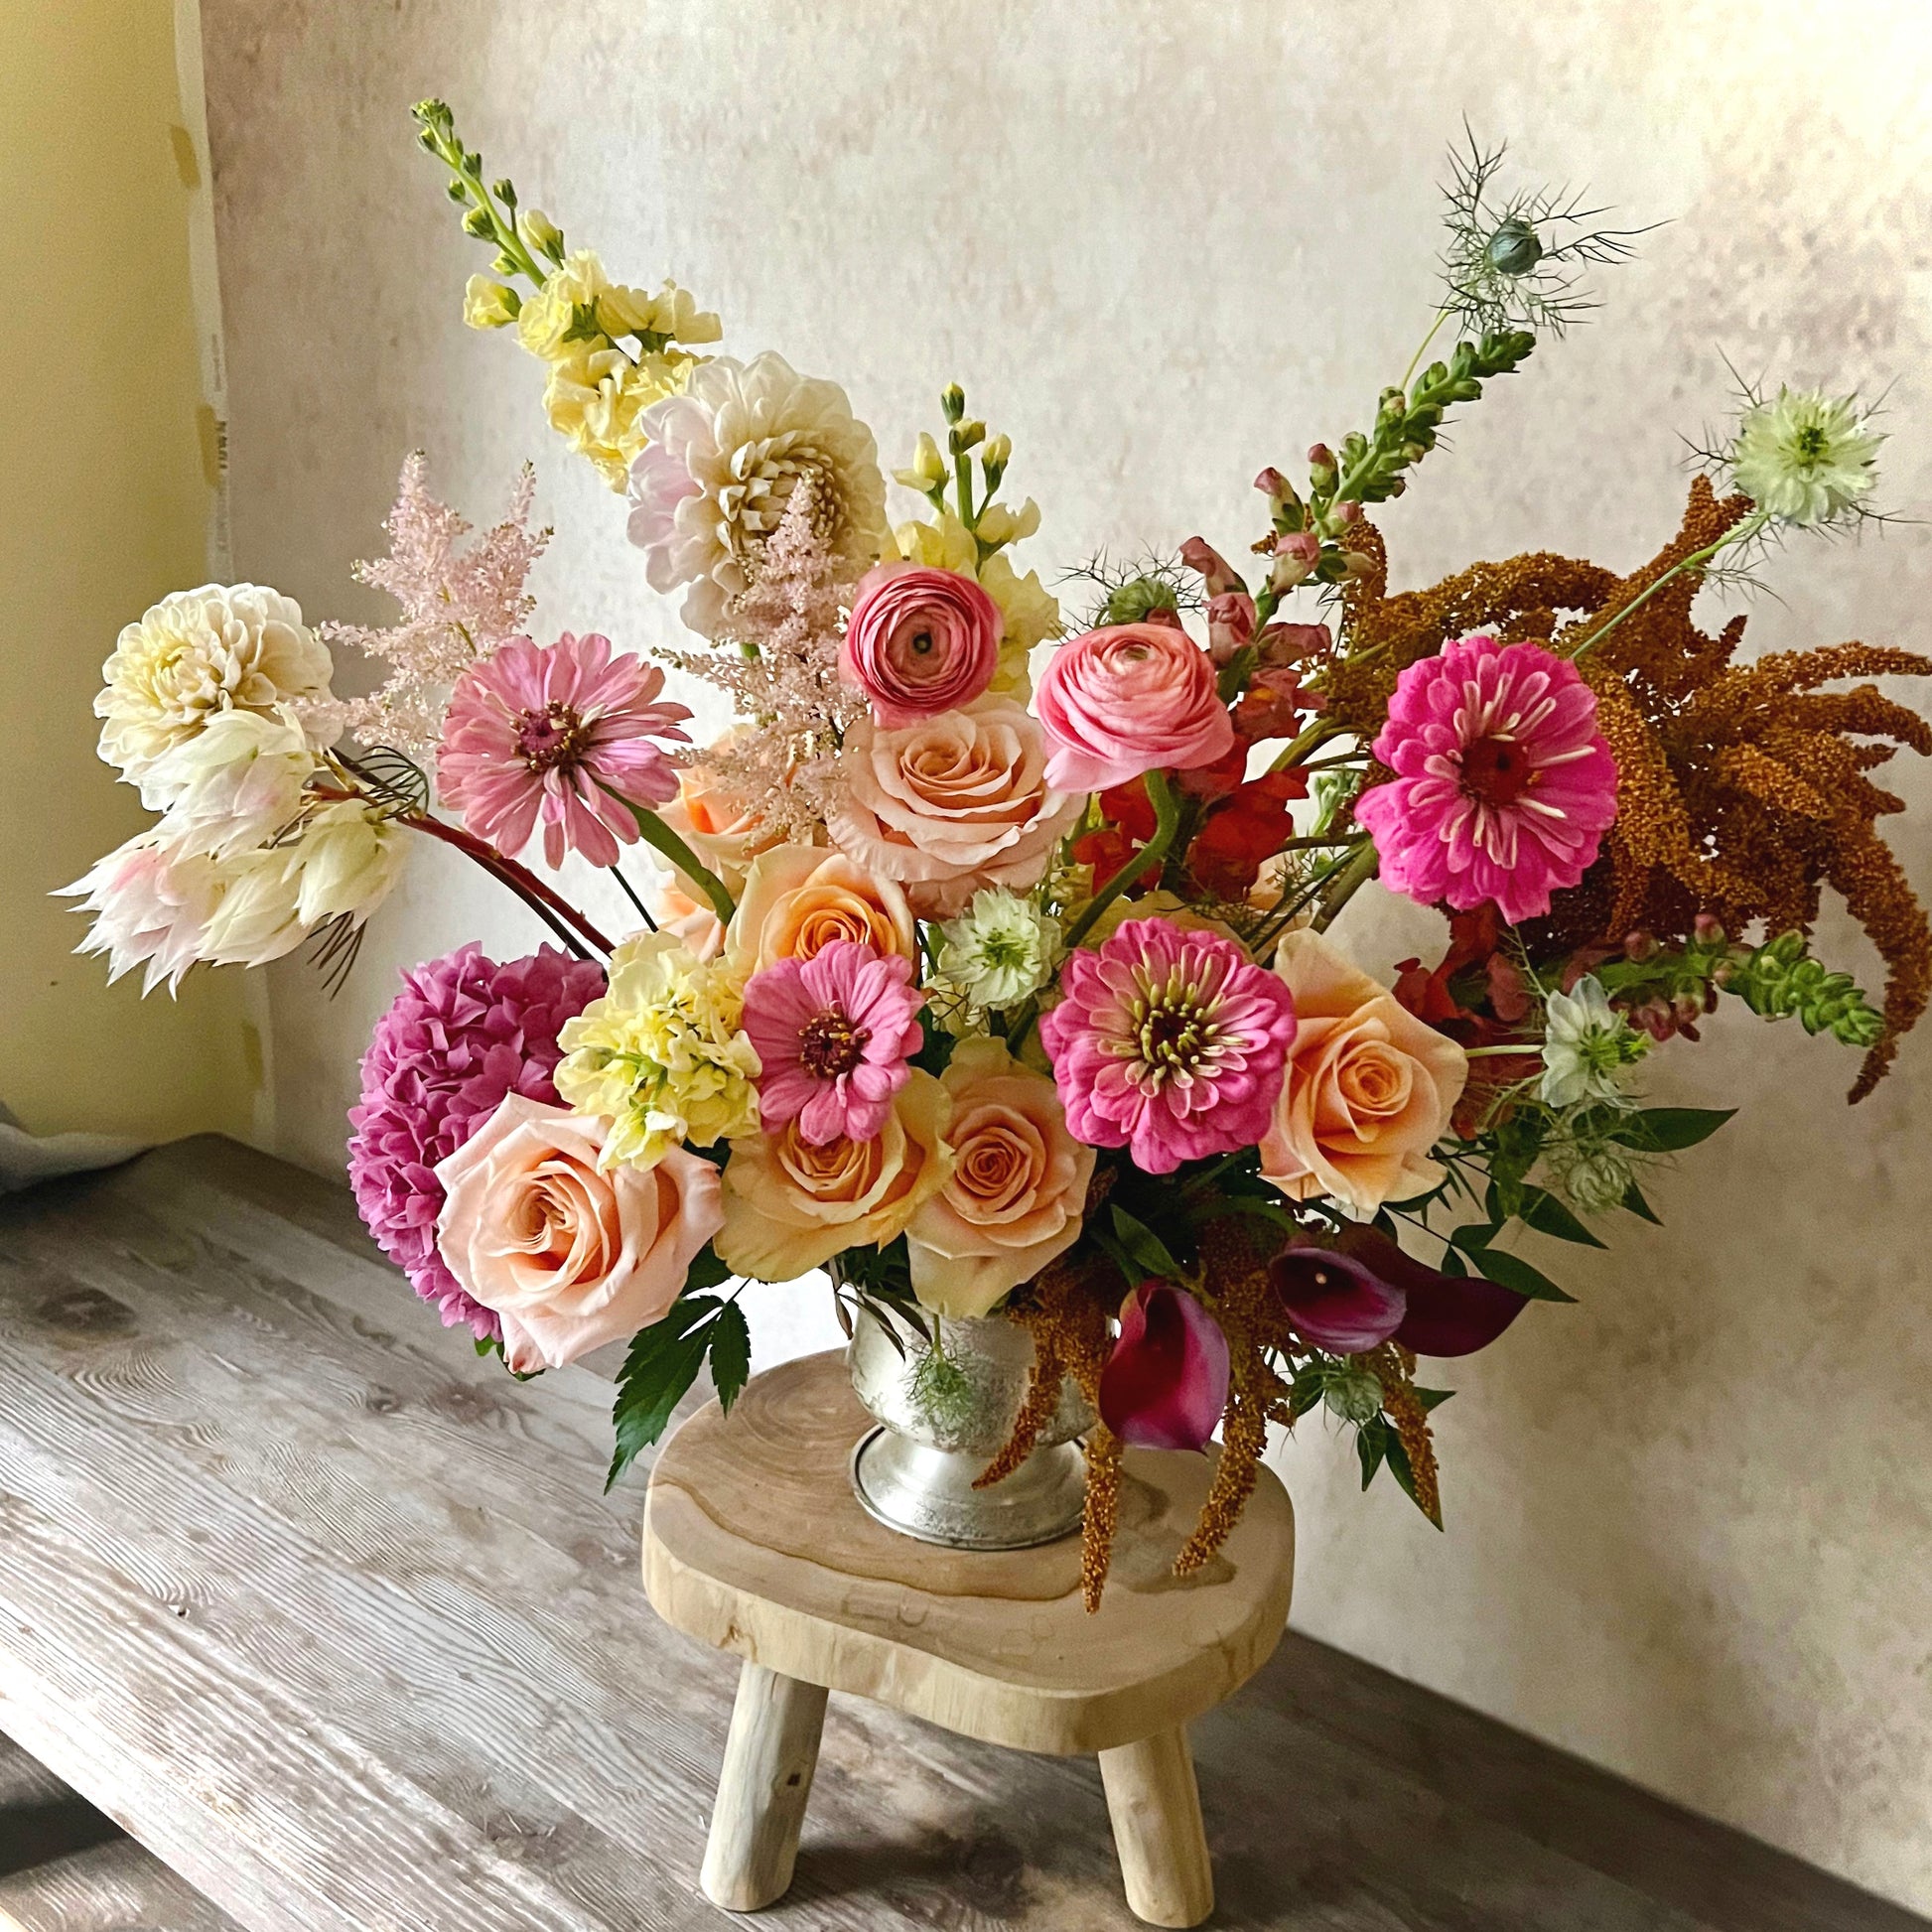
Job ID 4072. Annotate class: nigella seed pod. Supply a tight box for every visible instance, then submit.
[1485,216,1544,276]
[1324,1366,1384,1426]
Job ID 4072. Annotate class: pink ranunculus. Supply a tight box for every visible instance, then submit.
[741,938,924,1146]
[1353,633,1618,925]
[433,1093,724,1373]
[436,631,693,871]
[840,563,1002,728]
[1038,915,1298,1173]
[1099,1283,1231,1452]
[1032,623,1236,793]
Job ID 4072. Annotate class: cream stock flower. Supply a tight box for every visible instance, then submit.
[826,696,1082,918]
[544,346,694,490]
[514,250,720,362]
[715,1068,952,1282]
[96,585,334,805]
[724,846,917,975]
[627,353,891,636]
[1259,928,1468,1213]
[904,1038,1094,1317]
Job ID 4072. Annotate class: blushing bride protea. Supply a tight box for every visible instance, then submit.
[1354,632,1618,925]
[1038,915,1299,1174]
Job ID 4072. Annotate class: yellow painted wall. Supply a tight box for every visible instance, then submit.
[0,0,256,1140]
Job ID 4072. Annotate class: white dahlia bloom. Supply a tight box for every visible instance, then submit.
[148,705,321,859]
[95,585,335,805]
[1730,387,1883,526]
[626,352,890,636]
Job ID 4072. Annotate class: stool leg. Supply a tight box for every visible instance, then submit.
[701,1660,829,1911]
[1097,1725,1213,1928]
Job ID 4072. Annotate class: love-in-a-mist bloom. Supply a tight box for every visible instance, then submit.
[437,631,692,869]
[1038,916,1298,1173]
[1354,633,1617,924]
[741,939,924,1145]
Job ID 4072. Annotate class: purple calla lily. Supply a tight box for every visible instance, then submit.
[1269,1247,1407,1352]
[1099,1282,1232,1451]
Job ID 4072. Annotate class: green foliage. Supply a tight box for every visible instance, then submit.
[1106,1205,1187,1286]
[1606,1107,1734,1152]
[1731,932,1885,1045]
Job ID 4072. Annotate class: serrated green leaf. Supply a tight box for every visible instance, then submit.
[1109,1206,1186,1284]
[681,1242,731,1295]
[1608,1106,1736,1152]
[607,1323,712,1489]
[1621,1179,1663,1225]
[1465,1245,1578,1303]
[708,1301,752,1415]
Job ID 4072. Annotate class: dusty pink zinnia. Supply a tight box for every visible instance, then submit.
[1038,916,1298,1173]
[346,944,607,1340]
[741,938,924,1145]
[840,563,1001,727]
[437,631,693,870]
[1353,633,1618,925]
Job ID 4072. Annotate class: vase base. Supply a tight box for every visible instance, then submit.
[850,1426,1086,1551]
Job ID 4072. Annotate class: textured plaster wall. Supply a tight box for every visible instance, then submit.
[203,1,1932,1908]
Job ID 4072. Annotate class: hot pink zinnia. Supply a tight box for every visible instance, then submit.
[437,631,693,870]
[1353,633,1618,925]
[346,943,607,1339]
[741,939,924,1146]
[1038,916,1298,1174]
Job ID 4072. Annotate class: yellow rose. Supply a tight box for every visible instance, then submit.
[725,847,918,975]
[716,1070,953,1282]
[905,1038,1094,1317]
[1259,928,1469,1213]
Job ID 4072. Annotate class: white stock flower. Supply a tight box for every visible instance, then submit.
[59,827,224,995]
[291,800,406,925]
[1730,387,1883,526]
[1538,976,1649,1109]
[95,584,334,805]
[626,352,891,636]
[936,890,1061,1010]
[148,705,320,858]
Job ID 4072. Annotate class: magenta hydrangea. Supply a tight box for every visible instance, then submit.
[346,943,606,1338]
[1038,915,1298,1174]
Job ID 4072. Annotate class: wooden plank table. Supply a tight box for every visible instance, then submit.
[0,1137,1921,1932]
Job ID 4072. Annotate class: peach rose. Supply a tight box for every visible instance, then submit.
[724,846,917,975]
[434,1093,724,1373]
[648,747,784,958]
[905,1038,1096,1317]
[715,1069,953,1282]
[825,695,1082,917]
[1258,928,1468,1213]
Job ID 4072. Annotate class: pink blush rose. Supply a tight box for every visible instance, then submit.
[1033,622,1235,792]
[841,564,1002,728]
[433,1093,724,1373]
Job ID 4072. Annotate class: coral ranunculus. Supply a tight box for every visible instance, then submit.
[1353,633,1618,924]
[1039,916,1298,1173]
[1099,1283,1231,1452]
[840,563,1002,727]
[1032,622,1235,792]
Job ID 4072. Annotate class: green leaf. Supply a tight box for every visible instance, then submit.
[1382,1430,1443,1528]
[1465,1245,1578,1303]
[1416,1386,1456,1412]
[1110,1206,1187,1284]
[681,1242,731,1296]
[1621,1179,1663,1225]
[1608,1106,1735,1152]
[1449,1220,1503,1255]
[1513,1184,1608,1250]
[607,1327,712,1490]
[1357,1417,1388,1490]
[708,1301,752,1415]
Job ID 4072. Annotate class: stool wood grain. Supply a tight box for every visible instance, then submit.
[642,1351,1296,1925]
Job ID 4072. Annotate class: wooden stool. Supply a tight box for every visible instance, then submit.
[641,1350,1295,1927]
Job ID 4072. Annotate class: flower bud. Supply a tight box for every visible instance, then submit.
[1334,499,1362,526]
[1324,1365,1384,1426]
[940,382,966,424]
[1485,216,1544,277]
[1268,531,1321,594]
[1693,912,1726,946]
[463,275,521,330]
[1621,928,1657,961]
[1307,443,1334,469]
[982,432,1012,472]
[950,418,986,453]
[1339,551,1374,581]
[892,431,947,492]
[520,208,563,256]
[461,206,493,239]
[444,178,469,205]
[491,177,517,205]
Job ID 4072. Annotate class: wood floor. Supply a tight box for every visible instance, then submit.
[0,1136,1920,1932]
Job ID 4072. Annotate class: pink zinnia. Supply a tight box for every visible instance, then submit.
[437,631,693,870]
[1038,916,1298,1174]
[742,939,924,1145]
[346,944,606,1339]
[1353,634,1618,925]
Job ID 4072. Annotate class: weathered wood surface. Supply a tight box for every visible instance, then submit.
[643,1352,1295,1754]
[0,1136,1922,1932]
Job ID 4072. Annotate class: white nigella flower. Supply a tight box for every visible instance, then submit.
[626,351,891,637]
[149,705,321,858]
[1547,1141,1635,1217]
[1538,976,1650,1109]
[936,890,1061,1010]
[1730,386,1883,527]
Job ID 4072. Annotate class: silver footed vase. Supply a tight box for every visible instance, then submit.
[847,1306,1094,1551]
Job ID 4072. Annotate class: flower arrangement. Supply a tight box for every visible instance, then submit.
[67,108,1930,1608]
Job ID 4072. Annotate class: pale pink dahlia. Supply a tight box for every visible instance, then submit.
[741,939,924,1146]
[1354,634,1618,925]
[436,631,693,870]
[346,944,606,1338]
[1038,916,1298,1174]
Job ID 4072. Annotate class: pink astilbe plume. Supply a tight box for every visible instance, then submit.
[438,631,693,869]
[310,453,551,759]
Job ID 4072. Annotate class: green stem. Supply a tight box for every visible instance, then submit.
[1060,769,1183,954]
[953,450,976,529]
[1269,717,1346,774]
[610,794,737,925]
[1400,308,1453,394]
[1310,837,1380,932]
[1569,509,1769,661]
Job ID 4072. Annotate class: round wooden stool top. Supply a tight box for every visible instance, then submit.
[641,1349,1295,1756]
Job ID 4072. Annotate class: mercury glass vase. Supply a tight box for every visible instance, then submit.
[847,1304,1094,1551]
